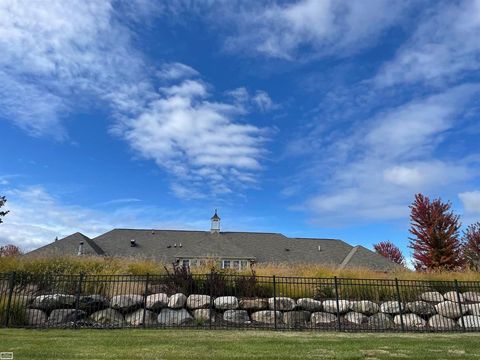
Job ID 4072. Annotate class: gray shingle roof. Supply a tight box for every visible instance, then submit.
[25,228,398,271]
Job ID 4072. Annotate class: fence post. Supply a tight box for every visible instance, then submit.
[74,273,84,329]
[333,276,341,332]
[209,270,214,329]
[394,278,405,332]
[273,275,277,330]
[4,272,16,328]
[142,274,150,329]
[454,280,466,332]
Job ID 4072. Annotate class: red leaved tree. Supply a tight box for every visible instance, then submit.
[463,222,480,271]
[0,195,8,224]
[0,244,22,257]
[373,241,406,266]
[408,193,463,271]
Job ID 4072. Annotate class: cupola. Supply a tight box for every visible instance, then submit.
[210,209,221,233]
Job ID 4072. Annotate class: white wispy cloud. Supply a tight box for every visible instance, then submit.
[376,0,480,87]
[215,0,410,59]
[459,191,480,214]
[0,1,269,197]
[300,85,479,224]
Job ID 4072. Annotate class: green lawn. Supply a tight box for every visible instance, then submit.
[1,329,479,360]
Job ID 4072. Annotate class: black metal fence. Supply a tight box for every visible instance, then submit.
[1,272,480,332]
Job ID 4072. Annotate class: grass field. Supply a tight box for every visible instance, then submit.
[1,329,479,359]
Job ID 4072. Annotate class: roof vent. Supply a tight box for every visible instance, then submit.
[174,243,177,248]
[285,248,290,252]
[130,239,136,247]
[77,241,84,256]
[167,245,171,248]
[55,236,58,242]
[151,230,155,235]
[318,245,321,251]
[179,243,182,248]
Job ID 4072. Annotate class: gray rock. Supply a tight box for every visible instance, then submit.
[25,309,47,326]
[406,301,436,316]
[466,303,480,315]
[223,310,249,324]
[323,299,350,314]
[125,309,157,326]
[283,311,310,326]
[145,293,169,310]
[428,315,457,330]
[251,310,281,325]
[167,293,187,309]
[394,313,426,328]
[110,294,143,312]
[460,315,480,329]
[443,291,464,303]
[214,296,238,310]
[367,313,393,329]
[463,291,480,303]
[186,294,211,309]
[311,312,337,325]
[296,298,322,311]
[350,300,379,315]
[31,294,76,311]
[90,309,124,325]
[78,295,109,313]
[435,301,466,319]
[239,298,268,310]
[268,297,295,311]
[344,311,367,325]
[48,309,86,323]
[380,301,404,315]
[192,309,215,322]
[419,291,444,303]
[157,308,193,325]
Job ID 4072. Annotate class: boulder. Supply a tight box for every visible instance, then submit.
[380,301,404,315]
[350,300,379,315]
[323,299,350,314]
[427,315,457,330]
[394,313,426,328]
[268,297,295,311]
[466,303,480,316]
[48,309,86,324]
[311,312,337,325]
[90,309,124,325]
[283,311,310,326]
[460,315,480,329]
[125,309,157,326]
[239,298,268,310]
[251,310,281,325]
[186,294,211,309]
[78,295,109,313]
[214,296,238,310]
[31,294,76,311]
[25,309,47,326]
[367,313,393,329]
[406,301,436,316]
[344,311,367,325]
[110,294,143,313]
[296,298,322,311]
[463,291,480,303]
[167,293,187,309]
[223,310,249,324]
[419,291,444,303]
[435,301,465,319]
[157,308,193,325]
[145,293,169,311]
[192,309,216,322]
[443,291,464,303]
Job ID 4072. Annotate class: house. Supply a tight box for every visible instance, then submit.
[26,210,397,271]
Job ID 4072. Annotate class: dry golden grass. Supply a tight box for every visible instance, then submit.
[1,256,479,281]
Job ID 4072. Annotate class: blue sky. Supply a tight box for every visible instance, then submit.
[1,0,480,263]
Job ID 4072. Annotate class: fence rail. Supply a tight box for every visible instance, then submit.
[1,272,480,332]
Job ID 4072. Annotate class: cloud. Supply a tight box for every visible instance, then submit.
[300,85,479,224]
[459,191,480,214]
[216,0,410,59]
[376,0,480,87]
[157,62,199,80]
